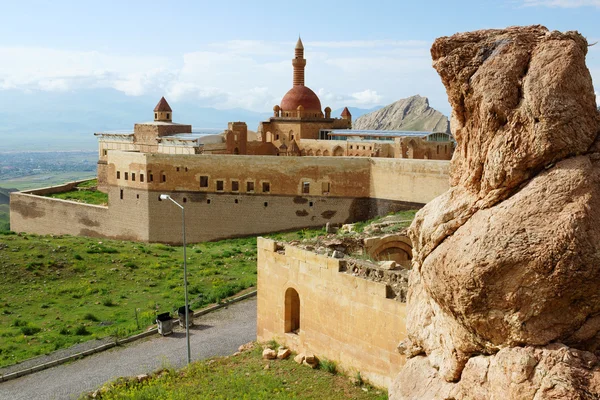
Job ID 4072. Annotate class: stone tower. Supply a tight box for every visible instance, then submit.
[292,37,306,86]
[154,97,173,122]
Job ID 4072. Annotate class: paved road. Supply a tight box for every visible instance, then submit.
[0,298,257,400]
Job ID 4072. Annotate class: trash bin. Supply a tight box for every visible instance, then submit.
[156,312,173,336]
[177,306,194,328]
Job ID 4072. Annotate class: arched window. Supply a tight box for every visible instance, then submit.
[285,288,300,333]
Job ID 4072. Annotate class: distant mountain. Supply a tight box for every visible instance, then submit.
[353,95,450,133]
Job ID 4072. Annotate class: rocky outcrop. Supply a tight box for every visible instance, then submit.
[353,95,450,133]
[391,25,600,399]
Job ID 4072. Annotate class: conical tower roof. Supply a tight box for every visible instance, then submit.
[341,107,352,117]
[154,97,172,112]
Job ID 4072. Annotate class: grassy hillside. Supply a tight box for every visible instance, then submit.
[0,233,260,367]
[0,204,9,231]
[0,227,323,368]
[82,343,387,399]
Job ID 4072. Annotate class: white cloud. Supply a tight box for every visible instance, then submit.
[0,39,449,113]
[521,0,600,7]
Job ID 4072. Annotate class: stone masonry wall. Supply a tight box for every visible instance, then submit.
[257,237,407,388]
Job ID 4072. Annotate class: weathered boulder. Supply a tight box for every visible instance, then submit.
[392,25,600,399]
[392,344,600,400]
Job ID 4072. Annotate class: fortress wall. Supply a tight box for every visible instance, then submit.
[9,193,111,238]
[22,179,91,196]
[144,191,416,243]
[108,153,374,198]
[369,158,450,204]
[10,184,151,242]
[257,238,407,388]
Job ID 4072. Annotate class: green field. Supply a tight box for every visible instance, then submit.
[81,343,387,400]
[0,204,8,231]
[0,227,324,368]
[0,233,261,367]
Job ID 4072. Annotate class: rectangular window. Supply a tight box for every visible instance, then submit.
[302,182,310,194]
[140,174,144,182]
[103,149,108,156]
[131,173,136,182]
[262,182,270,193]
[117,171,120,179]
[161,174,166,183]
[120,189,123,200]
[322,182,330,194]
[124,172,128,181]
[149,174,153,182]
[246,181,255,193]
[231,180,239,192]
[200,176,209,188]
[216,180,224,191]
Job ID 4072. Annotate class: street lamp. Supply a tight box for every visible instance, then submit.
[159,194,191,365]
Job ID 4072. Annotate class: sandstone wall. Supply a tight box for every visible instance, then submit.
[257,238,407,388]
[370,158,449,204]
[10,193,110,239]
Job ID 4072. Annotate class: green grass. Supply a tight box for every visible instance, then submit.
[352,210,417,233]
[0,232,260,367]
[46,180,108,205]
[80,344,387,400]
[0,204,9,232]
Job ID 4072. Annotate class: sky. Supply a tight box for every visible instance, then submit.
[0,0,599,116]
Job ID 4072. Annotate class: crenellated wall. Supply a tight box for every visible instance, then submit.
[256,237,407,388]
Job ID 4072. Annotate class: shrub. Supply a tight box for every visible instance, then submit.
[74,254,83,260]
[20,325,41,336]
[59,327,70,335]
[83,313,99,322]
[12,319,27,327]
[103,298,116,307]
[319,359,338,374]
[124,261,138,269]
[75,325,90,335]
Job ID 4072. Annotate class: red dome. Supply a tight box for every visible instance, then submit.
[280,86,322,112]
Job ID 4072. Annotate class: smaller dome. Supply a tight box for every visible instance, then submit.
[280,86,322,112]
[273,105,280,112]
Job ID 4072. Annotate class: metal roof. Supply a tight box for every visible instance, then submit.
[329,130,439,137]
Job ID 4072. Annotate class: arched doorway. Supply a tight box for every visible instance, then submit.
[333,146,344,156]
[323,150,330,156]
[284,288,300,333]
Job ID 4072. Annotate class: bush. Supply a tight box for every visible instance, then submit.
[83,313,99,322]
[20,325,41,336]
[75,325,90,335]
[12,319,27,327]
[59,327,70,335]
[103,298,116,307]
[319,359,338,374]
[74,254,83,260]
[124,261,138,269]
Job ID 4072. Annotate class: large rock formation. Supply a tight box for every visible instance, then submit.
[391,25,600,399]
[353,95,450,133]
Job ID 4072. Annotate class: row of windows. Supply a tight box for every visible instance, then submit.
[200,176,270,193]
[116,171,166,183]
[115,171,330,195]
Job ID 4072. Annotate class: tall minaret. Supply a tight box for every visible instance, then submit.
[292,36,306,86]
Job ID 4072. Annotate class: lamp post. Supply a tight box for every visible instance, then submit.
[159,194,191,364]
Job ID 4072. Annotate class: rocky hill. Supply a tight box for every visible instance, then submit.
[353,95,450,133]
